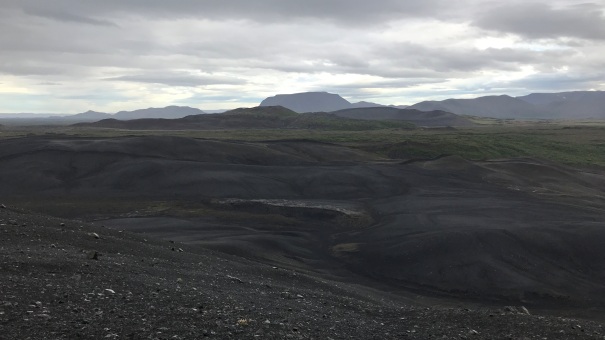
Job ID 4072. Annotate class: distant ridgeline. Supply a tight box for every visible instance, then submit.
[74,106,425,130]
[6,90,603,125]
[409,91,605,119]
[260,91,605,119]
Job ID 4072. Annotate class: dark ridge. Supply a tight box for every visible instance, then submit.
[331,107,474,127]
[72,106,414,131]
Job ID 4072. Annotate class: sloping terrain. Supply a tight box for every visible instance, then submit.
[518,91,605,119]
[331,107,474,127]
[410,95,549,119]
[2,135,605,323]
[73,106,414,130]
[4,206,605,339]
[409,91,605,119]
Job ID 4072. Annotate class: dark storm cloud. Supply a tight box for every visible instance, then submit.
[474,2,605,40]
[23,7,118,26]
[106,73,247,87]
[7,0,452,25]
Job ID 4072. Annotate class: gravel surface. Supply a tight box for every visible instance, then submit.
[2,205,605,339]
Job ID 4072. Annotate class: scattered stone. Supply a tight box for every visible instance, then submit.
[105,289,115,294]
[87,251,99,260]
[519,306,531,315]
[36,314,51,320]
[503,306,516,313]
[60,223,65,226]
[227,275,244,283]
[0,204,6,209]
[90,232,100,239]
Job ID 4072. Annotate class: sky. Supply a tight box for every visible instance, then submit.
[1,0,604,113]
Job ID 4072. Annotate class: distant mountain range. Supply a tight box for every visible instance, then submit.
[75,105,473,130]
[259,91,605,119]
[410,91,605,119]
[74,106,424,130]
[2,90,605,124]
[0,106,207,125]
[70,105,205,121]
[260,92,386,113]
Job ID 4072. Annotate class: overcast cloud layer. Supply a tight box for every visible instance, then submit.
[1,0,604,113]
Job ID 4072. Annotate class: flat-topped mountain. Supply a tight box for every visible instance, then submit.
[260,92,384,113]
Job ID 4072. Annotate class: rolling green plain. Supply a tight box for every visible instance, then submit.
[2,120,605,167]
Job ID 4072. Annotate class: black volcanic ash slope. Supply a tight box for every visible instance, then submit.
[2,135,605,317]
[2,206,605,339]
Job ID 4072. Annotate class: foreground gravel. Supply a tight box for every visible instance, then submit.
[1,205,604,339]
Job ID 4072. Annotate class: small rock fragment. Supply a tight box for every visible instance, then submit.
[227,275,244,283]
[87,251,99,260]
[36,314,51,320]
[503,306,516,313]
